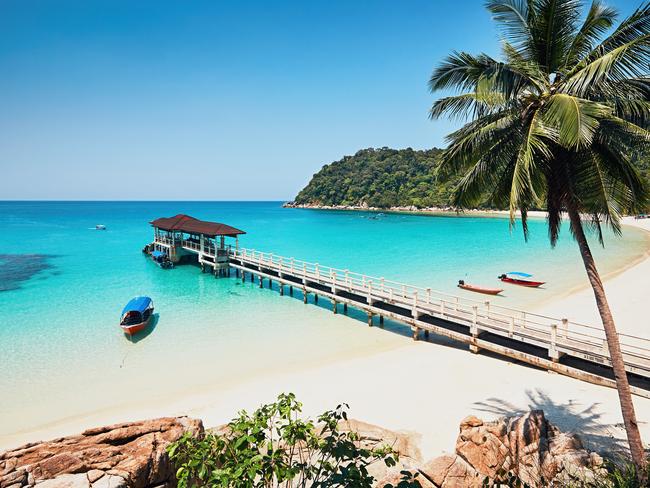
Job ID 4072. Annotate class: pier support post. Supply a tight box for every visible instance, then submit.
[259,276,263,288]
[269,279,272,289]
[549,324,562,365]
[251,273,254,283]
[315,294,319,304]
[289,285,293,296]
[469,305,480,354]
[333,300,337,314]
[379,315,384,327]
[411,327,419,341]
[241,270,246,283]
[343,303,348,313]
[303,288,308,304]
[424,330,430,339]
[367,313,373,327]
[280,285,284,296]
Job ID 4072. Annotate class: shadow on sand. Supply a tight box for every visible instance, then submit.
[472,388,629,456]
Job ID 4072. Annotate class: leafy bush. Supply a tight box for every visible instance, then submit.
[167,393,420,488]
[595,459,650,488]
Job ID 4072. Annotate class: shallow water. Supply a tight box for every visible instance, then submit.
[0,201,647,439]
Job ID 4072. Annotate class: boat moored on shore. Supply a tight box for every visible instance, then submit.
[457,280,503,295]
[498,272,545,288]
[120,296,154,336]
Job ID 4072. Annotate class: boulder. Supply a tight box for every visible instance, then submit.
[418,455,483,488]
[415,410,605,487]
[0,417,202,488]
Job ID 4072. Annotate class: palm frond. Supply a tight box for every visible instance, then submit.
[428,51,537,99]
[438,110,519,177]
[595,78,650,127]
[564,3,650,95]
[486,0,535,56]
[543,94,611,148]
[529,0,582,73]
[508,109,549,224]
[564,0,617,69]
[429,91,507,121]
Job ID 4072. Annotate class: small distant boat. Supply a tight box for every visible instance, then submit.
[458,280,503,295]
[120,296,154,336]
[95,224,107,230]
[151,250,174,269]
[498,272,545,288]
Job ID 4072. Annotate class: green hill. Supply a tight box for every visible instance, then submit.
[292,147,457,209]
[291,146,650,211]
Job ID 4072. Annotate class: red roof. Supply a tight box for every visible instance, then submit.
[150,214,246,237]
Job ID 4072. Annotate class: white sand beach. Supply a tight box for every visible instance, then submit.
[2,217,650,460]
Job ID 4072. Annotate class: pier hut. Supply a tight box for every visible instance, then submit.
[149,214,245,275]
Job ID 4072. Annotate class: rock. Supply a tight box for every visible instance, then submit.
[90,474,126,488]
[35,474,89,488]
[337,418,422,464]
[376,469,436,488]
[417,410,605,487]
[419,455,483,488]
[335,418,422,483]
[0,417,202,488]
[419,455,457,486]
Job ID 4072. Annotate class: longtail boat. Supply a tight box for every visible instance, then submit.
[498,272,545,288]
[457,280,503,295]
[120,296,154,336]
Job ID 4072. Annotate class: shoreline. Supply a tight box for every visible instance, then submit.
[283,202,552,219]
[2,216,649,457]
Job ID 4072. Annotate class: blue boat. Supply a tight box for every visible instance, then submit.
[151,250,173,269]
[119,296,154,336]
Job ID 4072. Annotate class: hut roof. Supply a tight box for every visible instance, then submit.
[150,214,246,237]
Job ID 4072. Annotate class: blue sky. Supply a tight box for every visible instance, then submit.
[0,0,643,200]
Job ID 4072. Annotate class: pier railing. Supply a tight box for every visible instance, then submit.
[230,247,650,379]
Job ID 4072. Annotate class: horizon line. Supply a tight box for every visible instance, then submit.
[0,199,291,202]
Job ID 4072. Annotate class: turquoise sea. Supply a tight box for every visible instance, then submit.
[0,201,647,444]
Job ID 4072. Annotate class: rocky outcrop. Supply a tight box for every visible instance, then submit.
[0,417,203,488]
[0,411,606,488]
[410,410,605,488]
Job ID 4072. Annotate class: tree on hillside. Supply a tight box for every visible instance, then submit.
[429,0,650,479]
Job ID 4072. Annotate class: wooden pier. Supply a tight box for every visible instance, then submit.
[227,248,650,398]
[146,215,650,397]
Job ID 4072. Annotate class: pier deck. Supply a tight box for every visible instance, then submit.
[227,247,650,398]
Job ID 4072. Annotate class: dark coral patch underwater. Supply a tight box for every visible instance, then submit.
[0,254,57,292]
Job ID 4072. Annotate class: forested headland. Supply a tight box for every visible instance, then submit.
[289,147,650,211]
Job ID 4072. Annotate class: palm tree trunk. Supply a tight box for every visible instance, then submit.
[566,205,646,475]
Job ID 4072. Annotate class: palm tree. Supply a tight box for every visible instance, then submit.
[429,0,650,477]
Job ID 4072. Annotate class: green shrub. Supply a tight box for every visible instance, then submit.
[167,393,420,488]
